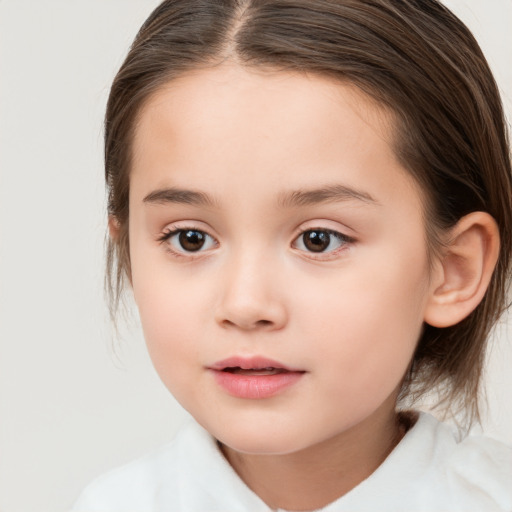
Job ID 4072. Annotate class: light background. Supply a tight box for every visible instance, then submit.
[0,1,511,511]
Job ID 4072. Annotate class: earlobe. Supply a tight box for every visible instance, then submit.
[108,215,121,241]
[108,215,134,289]
[424,212,500,328]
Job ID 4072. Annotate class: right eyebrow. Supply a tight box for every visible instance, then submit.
[143,187,219,208]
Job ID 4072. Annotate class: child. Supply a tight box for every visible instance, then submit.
[73,0,512,510]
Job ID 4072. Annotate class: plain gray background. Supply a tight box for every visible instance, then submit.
[0,1,511,511]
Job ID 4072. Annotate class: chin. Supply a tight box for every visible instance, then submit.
[206,418,311,455]
[220,432,303,455]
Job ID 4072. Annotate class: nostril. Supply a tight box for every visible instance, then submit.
[219,318,274,330]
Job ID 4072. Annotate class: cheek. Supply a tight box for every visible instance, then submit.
[130,254,209,389]
[294,247,428,395]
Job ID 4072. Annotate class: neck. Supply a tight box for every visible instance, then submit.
[220,404,407,511]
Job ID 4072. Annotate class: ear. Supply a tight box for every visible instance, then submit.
[424,212,500,328]
[108,215,121,241]
[108,215,133,288]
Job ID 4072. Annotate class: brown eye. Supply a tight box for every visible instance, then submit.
[293,229,353,255]
[178,230,206,251]
[159,227,216,255]
[302,230,331,252]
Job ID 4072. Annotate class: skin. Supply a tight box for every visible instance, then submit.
[124,63,496,510]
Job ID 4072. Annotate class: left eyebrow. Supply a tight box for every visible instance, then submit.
[277,184,379,208]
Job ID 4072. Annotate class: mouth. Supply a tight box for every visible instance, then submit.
[221,366,291,376]
[208,356,305,399]
[209,356,304,374]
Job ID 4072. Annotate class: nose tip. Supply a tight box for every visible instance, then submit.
[214,262,288,332]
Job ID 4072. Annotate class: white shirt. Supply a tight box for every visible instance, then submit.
[72,411,512,512]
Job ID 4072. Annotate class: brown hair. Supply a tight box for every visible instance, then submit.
[105,0,512,428]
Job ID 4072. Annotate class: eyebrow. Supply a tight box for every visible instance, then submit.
[143,188,218,208]
[142,184,379,208]
[277,183,379,208]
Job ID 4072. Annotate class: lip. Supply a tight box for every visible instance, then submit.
[210,356,303,372]
[208,356,305,399]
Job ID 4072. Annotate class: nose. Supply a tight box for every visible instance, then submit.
[214,252,288,332]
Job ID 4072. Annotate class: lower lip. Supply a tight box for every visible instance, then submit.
[211,370,304,399]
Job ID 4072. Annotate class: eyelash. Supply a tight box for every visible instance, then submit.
[156,226,215,260]
[156,226,355,260]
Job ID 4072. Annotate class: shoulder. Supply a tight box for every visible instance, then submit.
[441,424,512,509]
[71,419,206,512]
[337,411,512,512]
[412,412,512,511]
[71,418,267,512]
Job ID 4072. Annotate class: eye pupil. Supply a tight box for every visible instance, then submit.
[179,230,205,251]
[303,230,330,252]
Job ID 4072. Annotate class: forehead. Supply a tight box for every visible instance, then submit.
[134,63,393,159]
[130,63,422,214]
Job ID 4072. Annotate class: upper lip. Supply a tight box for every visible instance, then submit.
[209,356,304,372]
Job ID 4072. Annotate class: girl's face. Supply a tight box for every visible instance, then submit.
[128,64,435,454]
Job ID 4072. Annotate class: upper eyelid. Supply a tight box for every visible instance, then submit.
[158,228,218,258]
[292,221,356,241]
[157,220,215,237]
[292,228,354,248]
[158,226,217,243]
